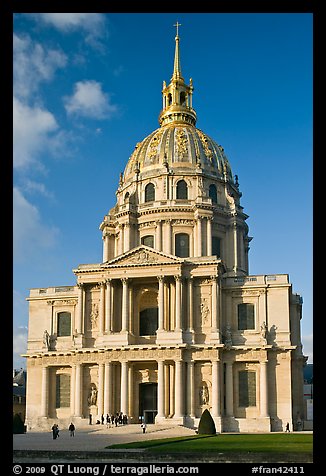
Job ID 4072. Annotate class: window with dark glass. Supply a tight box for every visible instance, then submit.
[212,236,221,257]
[237,303,255,330]
[175,233,189,257]
[57,311,71,337]
[141,235,154,248]
[139,308,158,335]
[238,370,256,407]
[145,183,155,202]
[209,184,218,204]
[55,374,70,408]
[176,180,188,199]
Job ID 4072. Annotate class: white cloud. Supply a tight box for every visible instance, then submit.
[13,187,59,263]
[34,13,106,33]
[302,333,313,363]
[13,33,67,100]
[64,80,118,119]
[13,96,58,170]
[13,329,28,356]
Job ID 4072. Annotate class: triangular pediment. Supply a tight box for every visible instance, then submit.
[101,245,184,268]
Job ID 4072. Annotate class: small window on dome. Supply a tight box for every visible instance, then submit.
[209,184,218,204]
[141,235,154,248]
[145,183,155,202]
[168,93,172,106]
[175,233,189,258]
[180,91,187,106]
[176,180,188,199]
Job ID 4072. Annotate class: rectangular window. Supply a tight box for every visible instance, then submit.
[238,370,256,407]
[57,312,71,337]
[238,303,255,330]
[212,236,221,257]
[55,374,70,408]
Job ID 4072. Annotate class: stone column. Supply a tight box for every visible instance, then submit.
[164,364,170,417]
[121,278,129,332]
[169,364,175,417]
[197,217,202,257]
[157,360,165,418]
[207,217,212,256]
[158,276,165,331]
[105,279,112,333]
[260,360,269,417]
[40,366,49,417]
[187,360,195,417]
[118,224,124,255]
[211,276,219,332]
[120,361,129,415]
[128,363,134,419]
[225,361,234,417]
[75,364,83,417]
[97,363,104,418]
[76,284,84,334]
[104,362,112,415]
[233,222,238,272]
[99,282,105,335]
[70,365,76,416]
[211,360,221,417]
[174,360,184,418]
[187,277,194,332]
[175,276,182,330]
[165,220,172,255]
[124,223,130,253]
[102,232,109,262]
[156,220,162,252]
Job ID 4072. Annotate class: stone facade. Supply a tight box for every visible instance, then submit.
[24,29,306,432]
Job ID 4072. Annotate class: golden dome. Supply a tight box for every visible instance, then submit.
[123,123,233,182]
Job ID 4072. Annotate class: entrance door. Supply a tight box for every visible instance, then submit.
[139,383,157,423]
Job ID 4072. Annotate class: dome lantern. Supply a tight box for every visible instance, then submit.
[159,22,196,127]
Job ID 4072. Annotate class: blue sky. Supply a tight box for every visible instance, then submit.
[13,13,313,368]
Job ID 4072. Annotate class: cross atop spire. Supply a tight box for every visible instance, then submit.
[174,21,181,38]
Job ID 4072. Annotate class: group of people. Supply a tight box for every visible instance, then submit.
[89,411,129,427]
[51,422,75,439]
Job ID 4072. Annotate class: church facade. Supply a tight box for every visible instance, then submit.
[24,30,306,433]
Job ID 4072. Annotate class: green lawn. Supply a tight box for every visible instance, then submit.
[107,433,313,454]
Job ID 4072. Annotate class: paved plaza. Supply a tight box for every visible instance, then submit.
[13,423,194,452]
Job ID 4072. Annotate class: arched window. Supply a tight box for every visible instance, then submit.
[175,233,189,258]
[145,183,155,202]
[124,192,130,202]
[176,180,188,199]
[57,312,71,337]
[180,91,187,106]
[141,235,154,248]
[168,93,172,106]
[139,308,158,336]
[209,184,218,204]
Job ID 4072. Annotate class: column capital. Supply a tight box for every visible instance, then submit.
[121,277,129,284]
[157,275,165,283]
[105,278,112,285]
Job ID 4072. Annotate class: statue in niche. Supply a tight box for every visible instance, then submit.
[260,321,268,343]
[43,330,50,350]
[224,324,232,349]
[88,384,98,406]
[90,303,98,329]
[199,383,209,405]
[200,300,210,325]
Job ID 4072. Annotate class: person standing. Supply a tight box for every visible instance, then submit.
[51,423,58,440]
[69,422,75,437]
[141,422,147,434]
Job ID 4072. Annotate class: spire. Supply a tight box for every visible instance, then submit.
[159,23,197,127]
[172,22,183,80]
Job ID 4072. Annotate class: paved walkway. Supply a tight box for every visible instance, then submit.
[13,423,195,452]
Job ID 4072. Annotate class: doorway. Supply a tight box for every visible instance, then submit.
[139,382,157,423]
